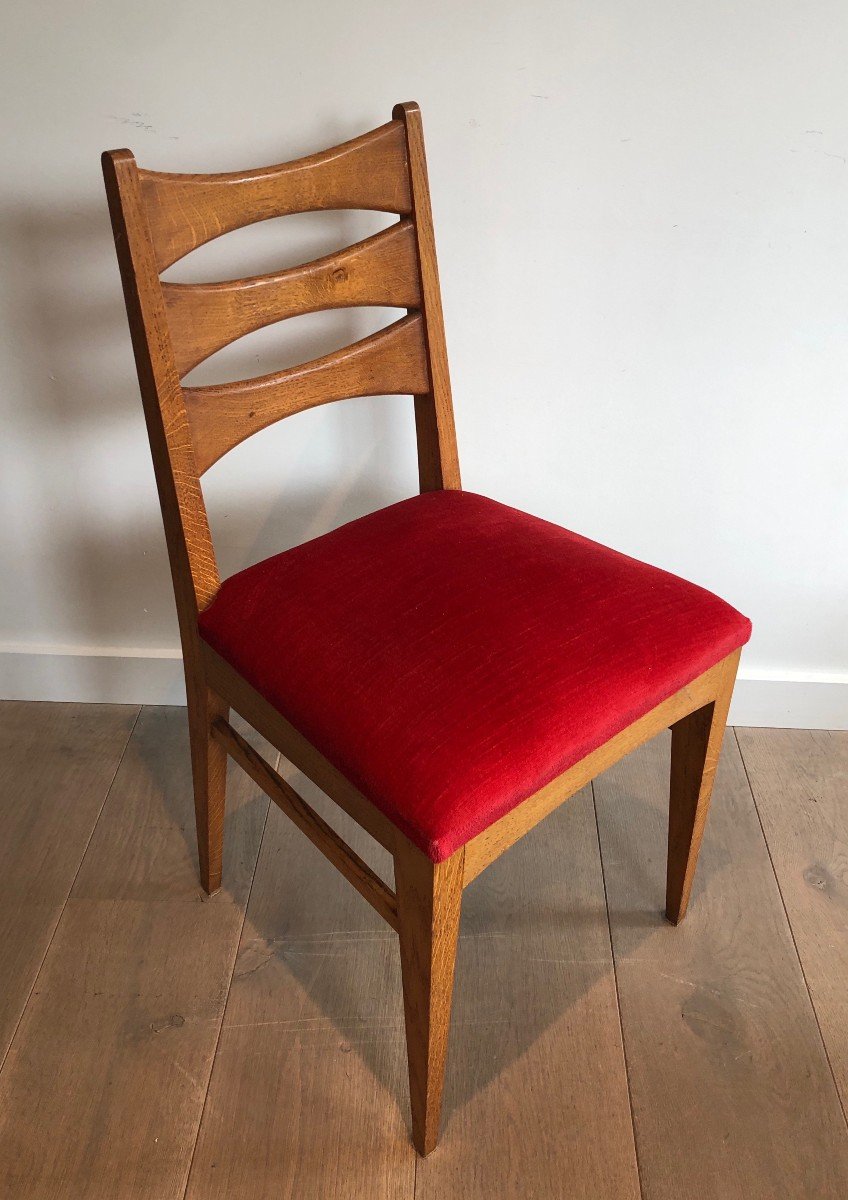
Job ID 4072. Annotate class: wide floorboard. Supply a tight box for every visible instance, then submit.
[0,701,138,1067]
[0,703,845,1197]
[734,728,848,1115]
[594,730,848,1200]
[0,708,270,1200]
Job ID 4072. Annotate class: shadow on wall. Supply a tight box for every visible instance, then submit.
[0,196,419,696]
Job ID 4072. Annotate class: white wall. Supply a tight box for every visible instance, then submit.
[1,0,846,727]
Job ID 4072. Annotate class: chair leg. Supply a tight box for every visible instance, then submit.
[394,842,464,1156]
[187,680,229,895]
[666,651,740,924]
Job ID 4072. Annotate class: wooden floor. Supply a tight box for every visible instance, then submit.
[1,703,846,1198]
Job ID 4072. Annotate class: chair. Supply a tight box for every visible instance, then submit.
[102,102,751,1156]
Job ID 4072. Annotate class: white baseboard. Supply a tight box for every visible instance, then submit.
[0,645,186,706]
[728,670,848,730]
[0,646,846,729]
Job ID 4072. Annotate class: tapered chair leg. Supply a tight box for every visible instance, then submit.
[187,680,229,895]
[666,650,740,924]
[395,842,464,1156]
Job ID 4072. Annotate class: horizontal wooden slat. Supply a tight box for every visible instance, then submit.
[140,120,411,271]
[183,313,429,471]
[163,221,420,376]
[212,718,399,930]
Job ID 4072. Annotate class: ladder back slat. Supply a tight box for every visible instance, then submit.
[184,313,429,472]
[141,120,411,271]
[103,103,460,619]
[163,221,420,376]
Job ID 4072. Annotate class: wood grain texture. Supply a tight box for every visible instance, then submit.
[103,149,219,615]
[164,220,420,376]
[212,717,399,929]
[393,103,460,492]
[0,701,138,1066]
[104,147,229,908]
[185,764,415,1199]
[184,313,429,472]
[667,649,739,923]
[141,120,412,271]
[735,727,848,1115]
[594,731,848,1199]
[463,654,734,886]
[417,786,641,1199]
[395,845,464,1156]
[0,707,270,1200]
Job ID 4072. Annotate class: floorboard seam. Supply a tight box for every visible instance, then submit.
[591,780,646,1200]
[733,727,848,1137]
[180,751,276,1200]
[0,703,142,1081]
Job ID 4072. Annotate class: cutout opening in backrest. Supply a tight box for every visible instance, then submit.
[183,313,430,474]
[181,307,407,388]
[163,218,421,378]
[160,208,396,284]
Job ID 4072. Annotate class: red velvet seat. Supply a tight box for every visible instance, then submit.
[199,491,751,862]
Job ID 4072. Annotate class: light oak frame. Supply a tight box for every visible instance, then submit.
[102,103,740,1156]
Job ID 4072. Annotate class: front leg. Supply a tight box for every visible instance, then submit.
[666,650,740,923]
[394,840,464,1155]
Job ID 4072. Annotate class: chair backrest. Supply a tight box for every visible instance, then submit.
[102,102,460,636]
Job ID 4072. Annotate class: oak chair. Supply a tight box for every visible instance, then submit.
[102,102,751,1156]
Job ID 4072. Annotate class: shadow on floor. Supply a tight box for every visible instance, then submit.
[135,708,732,1130]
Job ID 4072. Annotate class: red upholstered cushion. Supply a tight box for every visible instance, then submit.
[199,491,751,862]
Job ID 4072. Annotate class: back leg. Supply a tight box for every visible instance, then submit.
[187,682,229,895]
[666,650,740,924]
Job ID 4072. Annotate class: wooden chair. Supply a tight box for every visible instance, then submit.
[102,102,751,1156]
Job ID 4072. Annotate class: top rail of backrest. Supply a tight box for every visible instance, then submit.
[104,102,459,505]
[139,120,413,272]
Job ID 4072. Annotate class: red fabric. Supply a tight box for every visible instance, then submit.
[199,491,751,861]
